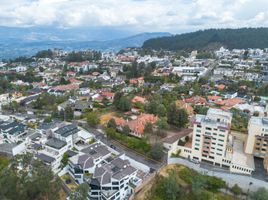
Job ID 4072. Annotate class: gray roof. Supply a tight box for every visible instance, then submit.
[81,143,110,159]
[74,100,92,110]
[0,143,16,155]
[36,153,55,163]
[75,154,94,169]
[45,138,67,149]
[55,124,79,137]
[112,165,136,180]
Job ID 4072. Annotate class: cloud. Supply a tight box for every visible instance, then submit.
[0,0,268,33]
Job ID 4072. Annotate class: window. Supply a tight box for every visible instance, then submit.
[195,148,199,151]
[196,134,200,137]
[196,129,201,133]
[206,127,212,130]
[219,134,225,137]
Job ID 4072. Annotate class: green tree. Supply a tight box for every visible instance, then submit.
[118,96,131,112]
[107,118,117,129]
[0,153,60,200]
[122,125,131,135]
[61,153,69,168]
[150,143,163,161]
[231,184,242,196]
[156,117,169,130]
[64,105,74,121]
[69,183,89,200]
[86,112,100,128]
[144,122,153,135]
[250,187,268,200]
[167,103,189,127]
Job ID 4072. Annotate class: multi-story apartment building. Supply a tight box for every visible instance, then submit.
[245,117,268,171]
[245,117,268,156]
[191,108,232,166]
[172,108,255,175]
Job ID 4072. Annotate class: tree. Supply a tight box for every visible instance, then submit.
[0,153,61,200]
[61,153,69,168]
[64,106,74,121]
[250,187,268,200]
[206,176,226,192]
[156,117,169,130]
[118,96,131,112]
[86,112,100,128]
[107,118,117,129]
[231,184,242,196]
[69,183,89,200]
[144,122,153,135]
[122,125,131,135]
[191,174,206,197]
[150,143,163,161]
[167,103,189,128]
[148,170,182,200]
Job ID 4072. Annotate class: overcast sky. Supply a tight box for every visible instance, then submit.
[1,0,268,33]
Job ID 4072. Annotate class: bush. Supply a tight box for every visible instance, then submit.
[231,184,242,196]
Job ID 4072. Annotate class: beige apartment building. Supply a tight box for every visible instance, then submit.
[170,108,255,175]
[245,117,268,171]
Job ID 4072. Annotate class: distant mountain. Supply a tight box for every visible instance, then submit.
[142,28,268,51]
[0,26,171,59]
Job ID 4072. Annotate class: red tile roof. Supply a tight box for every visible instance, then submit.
[185,96,207,105]
[132,96,146,104]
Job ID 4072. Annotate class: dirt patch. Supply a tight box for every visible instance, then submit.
[100,112,116,125]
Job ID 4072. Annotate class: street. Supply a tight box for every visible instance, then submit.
[83,126,166,171]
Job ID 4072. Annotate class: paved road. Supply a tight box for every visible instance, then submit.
[83,126,166,171]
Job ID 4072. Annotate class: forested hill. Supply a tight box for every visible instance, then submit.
[142,28,268,51]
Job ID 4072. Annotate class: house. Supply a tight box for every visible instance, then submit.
[132,96,146,104]
[185,96,208,106]
[114,114,158,138]
[129,77,144,87]
[68,143,111,183]
[207,95,222,103]
[101,92,115,102]
[74,100,93,117]
[175,100,194,116]
[87,156,138,200]
[0,120,27,143]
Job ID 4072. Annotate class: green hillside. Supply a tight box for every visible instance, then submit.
[142,28,268,51]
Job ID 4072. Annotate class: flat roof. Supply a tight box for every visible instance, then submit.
[249,117,268,127]
[45,138,66,149]
[36,153,55,163]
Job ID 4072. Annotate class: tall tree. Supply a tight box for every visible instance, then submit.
[0,153,61,200]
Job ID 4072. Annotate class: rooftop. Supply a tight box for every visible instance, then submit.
[45,138,67,149]
[54,124,79,137]
[249,117,268,127]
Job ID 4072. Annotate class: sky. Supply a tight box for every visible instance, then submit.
[1,0,268,33]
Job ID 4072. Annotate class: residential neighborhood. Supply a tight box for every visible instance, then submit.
[1,46,268,200]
